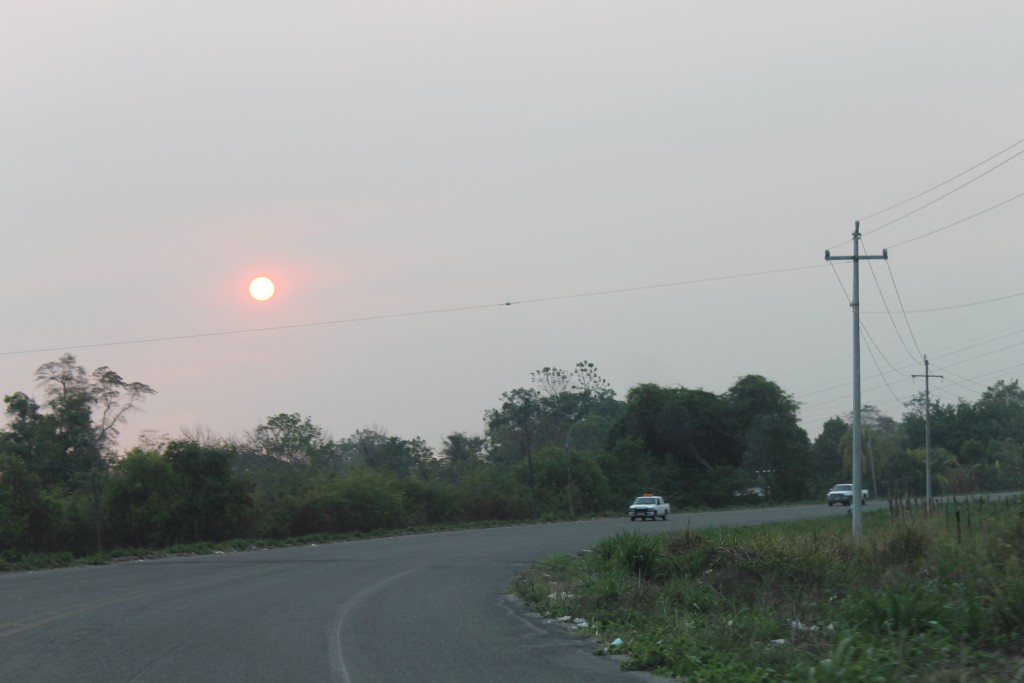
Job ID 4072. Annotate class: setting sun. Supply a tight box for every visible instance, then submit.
[248,276,275,302]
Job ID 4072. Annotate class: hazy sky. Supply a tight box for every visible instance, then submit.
[3,1,1023,452]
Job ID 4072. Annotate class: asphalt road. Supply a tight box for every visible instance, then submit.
[1,503,854,682]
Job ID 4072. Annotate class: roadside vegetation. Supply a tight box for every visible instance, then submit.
[514,496,1024,681]
[3,353,1024,574]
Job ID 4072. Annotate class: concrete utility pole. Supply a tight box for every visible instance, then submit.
[825,221,887,537]
[912,356,942,511]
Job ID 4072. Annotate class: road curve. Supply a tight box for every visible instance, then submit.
[0,504,852,682]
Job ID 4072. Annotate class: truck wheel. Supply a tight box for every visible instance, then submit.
[630,517,636,522]
[661,512,668,520]
[827,501,833,507]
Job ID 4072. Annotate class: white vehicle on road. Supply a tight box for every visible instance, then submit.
[629,495,670,521]
[826,483,868,506]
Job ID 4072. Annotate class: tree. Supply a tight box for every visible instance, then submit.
[105,449,177,547]
[974,380,1024,444]
[813,417,848,487]
[164,440,250,542]
[485,387,543,517]
[243,413,340,469]
[841,405,906,498]
[609,383,742,476]
[531,361,614,517]
[339,428,431,479]
[0,450,39,550]
[22,354,155,551]
[438,431,487,483]
[725,375,811,501]
[308,468,404,533]
[2,392,68,487]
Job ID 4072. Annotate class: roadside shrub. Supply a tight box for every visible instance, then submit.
[808,636,894,683]
[874,519,934,567]
[595,530,663,579]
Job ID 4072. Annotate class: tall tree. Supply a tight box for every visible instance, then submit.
[531,361,614,517]
[164,440,249,542]
[243,413,340,469]
[105,449,177,547]
[812,416,848,487]
[31,354,155,551]
[610,383,741,474]
[339,428,431,479]
[725,375,811,501]
[439,431,487,483]
[485,387,543,518]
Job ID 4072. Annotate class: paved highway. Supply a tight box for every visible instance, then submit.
[1,504,853,682]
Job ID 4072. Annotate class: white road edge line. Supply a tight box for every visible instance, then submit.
[329,569,417,683]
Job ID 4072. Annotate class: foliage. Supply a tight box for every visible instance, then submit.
[308,467,405,533]
[163,440,251,543]
[105,449,177,547]
[4,354,1024,569]
[607,376,811,505]
[514,497,1024,681]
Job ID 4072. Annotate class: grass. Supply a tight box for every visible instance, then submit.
[512,495,1024,682]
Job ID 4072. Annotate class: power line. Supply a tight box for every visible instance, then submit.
[860,146,1024,237]
[862,289,1024,314]
[931,337,1024,370]
[926,362,988,394]
[884,261,924,359]
[888,188,1024,250]
[860,321,910,407]
[859,134,1024,221]
[0,263,824,357]
[864,258,921,364]
[828,261,852,303]
[860,320,911,378]
[796,322,1024,410]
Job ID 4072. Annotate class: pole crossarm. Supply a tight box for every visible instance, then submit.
[824,221,887,537]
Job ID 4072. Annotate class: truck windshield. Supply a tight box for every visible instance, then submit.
[634,497,657,504]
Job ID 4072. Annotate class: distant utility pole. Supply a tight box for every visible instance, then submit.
[912,355,942,511]
[825,221,887,537]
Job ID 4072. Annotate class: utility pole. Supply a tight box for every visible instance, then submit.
[912,355,942,511]
[825,221,887,537]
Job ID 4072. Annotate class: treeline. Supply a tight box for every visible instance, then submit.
[814,381,1024,498]
[2,355,1022,558]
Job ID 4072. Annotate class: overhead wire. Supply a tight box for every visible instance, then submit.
[797,321,1024,413]
[859,321,911,407]
[858,132,1024,220]
[883,261,925,360]
[860,146,1024,237]
[926,362,988,394]
[859,320,911,378]
[861,289,1024,314]
[888,188,1024,250]
[0,263,824,357]
[864,255,921,364]
[815,141,1024,428]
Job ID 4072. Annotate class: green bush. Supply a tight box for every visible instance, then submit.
[595,530,663,579]
[514,502,1024,681]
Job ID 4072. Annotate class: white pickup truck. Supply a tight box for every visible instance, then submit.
[826,483,869,506]
[629,495,670,521]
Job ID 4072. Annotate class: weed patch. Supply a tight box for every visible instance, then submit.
[513,495,1024,681]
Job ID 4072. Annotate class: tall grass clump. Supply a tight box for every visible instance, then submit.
[513,495,1024,681]
[594,530,663,580]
